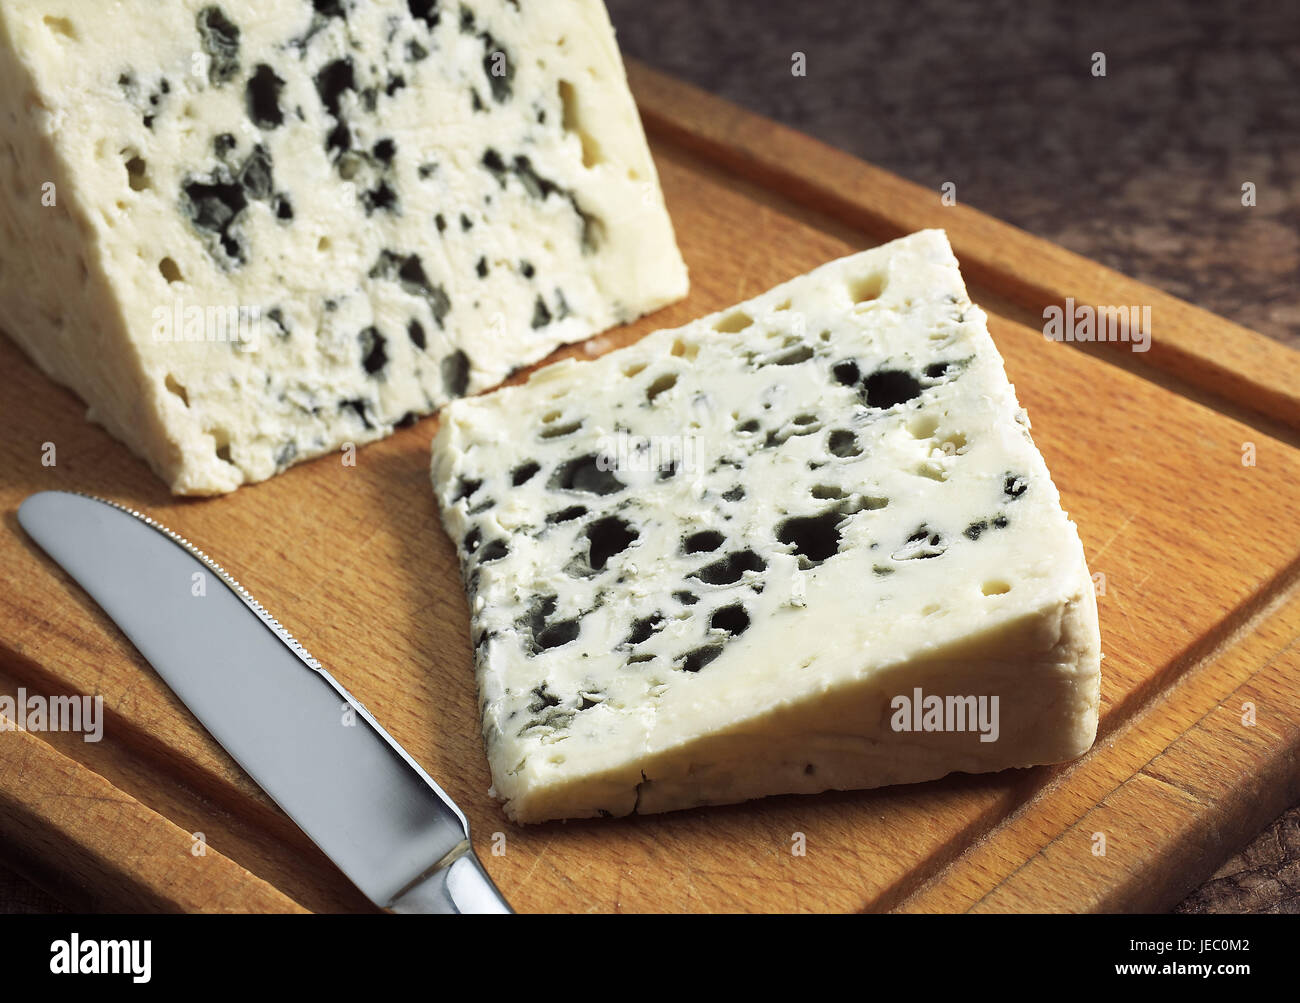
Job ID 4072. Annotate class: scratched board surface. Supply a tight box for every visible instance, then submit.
[0,64,1297,913]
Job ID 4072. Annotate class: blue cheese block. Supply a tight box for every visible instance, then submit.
[0,1,686,493]
[433,229,1102,823]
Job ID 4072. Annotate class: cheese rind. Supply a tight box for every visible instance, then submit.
[0,1,686,493]
[433,229,1101,823]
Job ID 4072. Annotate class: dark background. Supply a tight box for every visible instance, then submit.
[3,0,1296,913]
[608,0,1299,351]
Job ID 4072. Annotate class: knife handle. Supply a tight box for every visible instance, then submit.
[388,844,513,915]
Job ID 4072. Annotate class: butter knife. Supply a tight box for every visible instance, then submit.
[17,490,511,915]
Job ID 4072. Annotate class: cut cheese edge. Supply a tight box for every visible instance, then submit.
[0,0,686,493]
[432,229,1101,823]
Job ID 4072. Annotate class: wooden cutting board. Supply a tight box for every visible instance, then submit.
[1,63,1297,914]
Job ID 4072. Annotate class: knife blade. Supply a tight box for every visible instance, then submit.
[17,490,510,914]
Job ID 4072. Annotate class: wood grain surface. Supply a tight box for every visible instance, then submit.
[0,62,1296,913]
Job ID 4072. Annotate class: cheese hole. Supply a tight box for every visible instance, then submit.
[773,299,791,312]
[922,603,941,616]
[623,361,647,378]
[915,462,947,482]
[124,155,150,191]
[670,339,699,361]
[692,549,766,586]
[549,453,624,495]
[209,427,234,464]
[558,80,603,168]
[159,257,183,283]
[164,375,189,406]
[511,461,540,486]
[908,414,941,438]
[777,512,842,567]
[317,236,331,252]
[646,372,677,403]
[547,505,587,524]
[684,530,725,554]
[442,350,471,397]
[833,361,861,387]
[982,580,1012,596]
[43,16,77,40]
[849,272,885,303]
[536,620,579,650]
[864,369,922,409]
[710,604,750,635]
[826,429,860,458]
[586,515,638,571]
[681,644,723,672]
[770,343,815,366]
[811,484,845,500]
[713,310,754,334]
[540,419,582,439]
[246,63,285,130]
[625,613,664,646]
[935,432,967,455]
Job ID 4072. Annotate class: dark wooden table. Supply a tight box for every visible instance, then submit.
[3,0,1296,913]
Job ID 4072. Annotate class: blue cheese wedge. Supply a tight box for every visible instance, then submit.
[432,229,1101,823]
[0,1,686,493]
